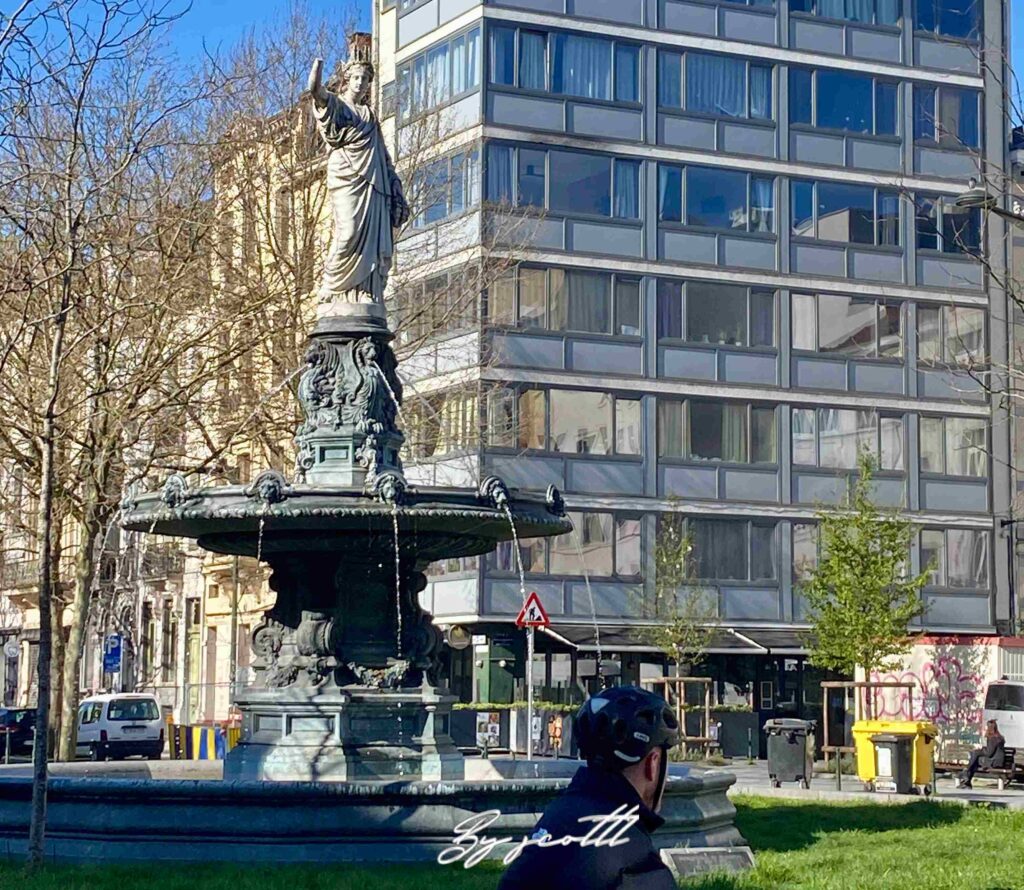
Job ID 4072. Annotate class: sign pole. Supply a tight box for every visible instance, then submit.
[526,625,534,762]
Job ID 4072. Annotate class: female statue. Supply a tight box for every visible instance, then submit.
[307,56,409,312]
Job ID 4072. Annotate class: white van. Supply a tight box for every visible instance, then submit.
[982,680,1024,749]
[76,693,164,761]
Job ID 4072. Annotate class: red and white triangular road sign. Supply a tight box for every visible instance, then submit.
[515,591,550,628]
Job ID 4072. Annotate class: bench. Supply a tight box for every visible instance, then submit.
[968,747,1019,791]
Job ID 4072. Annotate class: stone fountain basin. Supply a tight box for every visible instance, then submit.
[121,483,571,561]
[0,765,744,863]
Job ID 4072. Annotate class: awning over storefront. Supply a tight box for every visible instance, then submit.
[539,624,808,656]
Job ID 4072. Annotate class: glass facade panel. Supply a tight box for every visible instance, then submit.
[615,44,640,102]
[880,417,904,470]
[517,148,546,208]
[946,529,988,588]
[616,278,641,336]
[519,30,547,90]
[490,26,516,86]
[552,33,612,100]
[792,294,816,351]
[792,408,817,465]
[687,166,747,229]
[945,416,986,476]
[518,390,545,450]
[657,279,683,339]
[817,182,875,243]
[615,516,642,576]
[792,523,818,582]
[518,267,546,328]
[688,283,747,345]
[751,290,775,347]
[816,69,873,132]
[686,53,747,118]
[489,271,515,325]
[750,524,778,580]
[689,402,748,462]
[920,529,946,585]
[919,416,944,473]
[658,51,682,107]
[691,519,748,581]
[550,390,612,454]
[551,269,610,334]
[549,151,610,217]
[657,400,685,457]
[616,399,642,455]
[818,294,877,356]
[658,165,683,222]
[751,407,777,463]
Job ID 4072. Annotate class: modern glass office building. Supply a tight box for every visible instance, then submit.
[374,0,1013,718]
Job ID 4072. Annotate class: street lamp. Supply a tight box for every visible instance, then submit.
[955,178,1024,225]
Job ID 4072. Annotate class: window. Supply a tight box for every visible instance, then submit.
[658,400,777,464]
[791,0,900,26]
[487,388,641,456]
[489,28,640,103]
[658,51,772,120]
[659,164,774,232]
[108,698,160,721]
[791,293,902,358]
[393,269,478,343]
[494,510,641,578]
[426,555,479,577]
[398,28,480,121]
[914,195,980,255]
[792,407,904,470]
[668,517,777,582]
[406,392,479,458]
[380,81,396,119]
[920,529,988,588]
[919,415,987,476]
[792,523,819,582]
[790,68,897,135]
[917,304,986,366]
[487,265,640,336]
[913,86,979,149]
[915,0,980,39]
[657,280,775,347]
[487,144,639,220]
[410,149,480,229]
[791,180,900,246]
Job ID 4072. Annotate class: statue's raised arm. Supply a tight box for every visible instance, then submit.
[308,55,407,322]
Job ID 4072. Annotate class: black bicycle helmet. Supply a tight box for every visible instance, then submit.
[574,685,680,770]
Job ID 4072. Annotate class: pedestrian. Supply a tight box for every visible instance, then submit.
[956,719,1005,789]
[497,686,680,890]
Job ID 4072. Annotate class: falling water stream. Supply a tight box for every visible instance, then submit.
[570,525,604,683]
[502,505,528,603]
[255,512,266,564]
[392,503,403,658]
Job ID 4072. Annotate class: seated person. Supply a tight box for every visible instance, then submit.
[956,720,1005,789]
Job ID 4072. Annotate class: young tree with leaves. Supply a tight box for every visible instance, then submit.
[801,452,930,708]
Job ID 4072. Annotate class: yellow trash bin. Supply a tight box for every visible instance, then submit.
[852,720,937,790]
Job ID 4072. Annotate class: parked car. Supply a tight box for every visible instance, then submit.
[0,707,36,756]
[76,693,164,761]
[983,680,1024,749]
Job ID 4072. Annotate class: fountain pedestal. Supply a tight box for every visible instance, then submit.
[225,685,464,782]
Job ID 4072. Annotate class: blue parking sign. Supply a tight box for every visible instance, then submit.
[103,634,122,674]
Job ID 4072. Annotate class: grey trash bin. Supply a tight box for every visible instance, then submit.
[871,733,913,794]
[764,718,815,789]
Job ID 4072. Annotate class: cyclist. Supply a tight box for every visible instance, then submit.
[498,685,680,890]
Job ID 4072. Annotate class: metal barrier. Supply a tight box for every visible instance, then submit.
[168,724,241,760]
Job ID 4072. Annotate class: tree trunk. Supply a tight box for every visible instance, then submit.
[48,589,64,757]
[57,499,104,762]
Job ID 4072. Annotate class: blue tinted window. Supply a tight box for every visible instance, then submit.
[750,66,772,119]
[615,44,640,102]
[486,145,513,204]
[817,182,877,244]
[687,166,747,229]
[816,69,873,132]
[942,203,980,253]
[518,31,546,90]
[913,86,935,140]
[917,0,980,38]
[875,82,898,135]
[490,26,516,85]
[877,191,900,246]
[613,159,640,219]
[552,33,612,100]
[658,165,683,222]
[914,86,979,148]
[658,51,682,107]
[791,181,814,236]
[686,53,746,118]
[549,150,610,216]
[915,196,939,250]
[789,69,813,125]
[518,149,546,208]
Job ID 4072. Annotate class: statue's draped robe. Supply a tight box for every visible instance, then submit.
[313,93,398,304]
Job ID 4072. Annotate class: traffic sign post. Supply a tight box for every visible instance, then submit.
[103,633,123,676]
[515,592,551,762]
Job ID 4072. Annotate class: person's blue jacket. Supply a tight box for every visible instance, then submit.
[497,765,675,890]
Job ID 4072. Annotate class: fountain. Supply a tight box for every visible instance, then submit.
[0,47,746,866]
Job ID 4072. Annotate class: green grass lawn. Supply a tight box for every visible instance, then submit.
[1,796,1022,889]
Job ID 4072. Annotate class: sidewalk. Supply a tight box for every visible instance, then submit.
[712,759,1024,809]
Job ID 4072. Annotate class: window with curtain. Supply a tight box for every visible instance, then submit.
[657,400,776,463]
[552,32,612,100]
[791,0,899,25]
[657,279,775,346]
[518,30,547,90]
[792,407,903,470]
[659,164,774,232]
[791,68,898,135]
[792,293,903,358]
[915,0,980,39]
[487,265,641,336]
[919,415,987,477]
[660,51,772,120]
[921,529,988,588]
[487,144,639,220]
[917,304,986,365]
[399,28,481,121]
[914,195,981,254]
[411,150,480,229]
[913,85,979,148]
[684,519,778,582]
[792,180,901,246]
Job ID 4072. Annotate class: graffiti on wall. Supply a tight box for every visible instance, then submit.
[869,645,989,752]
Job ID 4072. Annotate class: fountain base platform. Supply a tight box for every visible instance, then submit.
[225,685,464,782]
[0,764,746,865]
